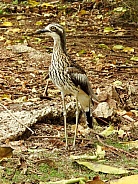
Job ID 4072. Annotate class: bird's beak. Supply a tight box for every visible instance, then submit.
[35,28,49,34]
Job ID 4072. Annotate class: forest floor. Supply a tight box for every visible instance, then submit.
[0,1,138,183]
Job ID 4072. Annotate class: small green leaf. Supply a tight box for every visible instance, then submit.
[123,47,134,53]
[113,80,123,87]
[35,21,43,26]
[104,27,114,33]
[100,125,114,137]
[0,10,3,14]
[113,45,124,50]
[2,21,13,27]
[77,49,86,56]
[99,44,109,49]
[130,56,138,61]
[114,7,127,12]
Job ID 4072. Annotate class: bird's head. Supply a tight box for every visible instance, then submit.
[36,23,65,40]
[36,23,66,53]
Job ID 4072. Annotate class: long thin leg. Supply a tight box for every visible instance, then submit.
[73,95,79,147]
[61,92,68,148]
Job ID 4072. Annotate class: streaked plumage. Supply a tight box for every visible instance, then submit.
[36,23,98,147]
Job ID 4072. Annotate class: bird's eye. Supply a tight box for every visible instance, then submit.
[50,26,56,31]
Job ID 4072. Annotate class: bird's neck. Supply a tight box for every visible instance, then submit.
[53,36,67,54]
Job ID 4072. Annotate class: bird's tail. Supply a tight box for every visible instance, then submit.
[85,110,93,128]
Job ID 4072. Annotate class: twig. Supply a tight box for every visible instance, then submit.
[116,65,138,68]
[96,135,138,159]
[28,132,105,140]
[43,79,49,96]
[95,117,109,125]
[69,34,136,39]
[0,102,34,134]
[33,34,136,40]
[105,54,131,58]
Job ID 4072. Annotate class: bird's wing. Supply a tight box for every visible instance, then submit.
[66,64,98,102]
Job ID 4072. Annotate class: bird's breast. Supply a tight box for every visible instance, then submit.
[49,61,79,95]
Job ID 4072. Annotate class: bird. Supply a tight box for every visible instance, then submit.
[36,23,98,148]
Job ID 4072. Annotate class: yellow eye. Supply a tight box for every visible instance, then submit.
[51,26,56,31]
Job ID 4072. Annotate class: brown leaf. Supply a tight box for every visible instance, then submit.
[86,176,105,184]
[0,146,13,160]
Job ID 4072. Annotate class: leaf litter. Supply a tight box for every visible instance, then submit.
[0,0,138,183]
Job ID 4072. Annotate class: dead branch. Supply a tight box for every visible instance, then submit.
[96,135,138,159]
[0,102,34,134]
[116,65,138,68]
[69,34,137,39]
[28,131,105,141]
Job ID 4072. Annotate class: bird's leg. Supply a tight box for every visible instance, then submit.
[61,92,68,148]
[73,95,79,147]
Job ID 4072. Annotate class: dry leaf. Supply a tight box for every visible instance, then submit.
[121,140,138,149]
[0,146,13,160]
[130,56,138,61]
[112,45,124,50]
[86,176,105,184]
[71,124,89,136]
[100,125,114,137]
[70,154,97,160]
[104,27,114,33]
[76,161,129,174]
[96,145,105,159]
[0,36,5,41]
[2,21,13,27]
[123,47,134,53]
[110,174,138,184]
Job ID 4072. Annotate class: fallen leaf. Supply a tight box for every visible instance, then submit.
[41,2,54,7]
[77,49,86,56]
[117,129,126,138]
[35,21,43,26]
[113,80,123,87]
[0,94,12,101]
[5,140,27,152]
[113,45,124,50]
[0,146,13,160]
[40,177,86,184]
[28,0,39,6]
[71,124,89,136]
[100,125,114,137]
[14,96,27,102]
[2,21,13,27]
[6,28,21,34]
[70,154,97,160]
[113,7,127,12]
[110,174,138,184]
[96,145,105,159]
[0,36,5,41]
[79,9,87,15]
[86,176,105,184]
[121,140,138,149]
[16,15,26,20]
[32,86,37,93]
[130,56,138,61]
[104,27,114,33]
[131,110,138,117]
[76,161,129,174]
[123,47,134,53]
[98,44,109,49]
